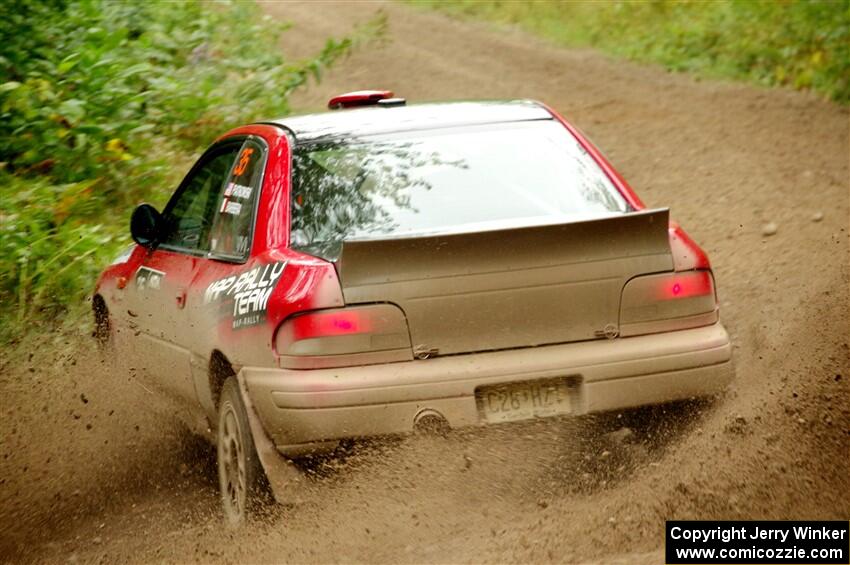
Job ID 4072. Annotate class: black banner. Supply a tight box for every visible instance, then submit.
[666,521,849,564]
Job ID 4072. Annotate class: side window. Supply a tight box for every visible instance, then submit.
[160,146,241,253]
[208,139,265,259]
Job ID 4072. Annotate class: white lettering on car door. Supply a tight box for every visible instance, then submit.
[203,261,287,329]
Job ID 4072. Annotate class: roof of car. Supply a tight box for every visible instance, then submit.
[264,100,553,143]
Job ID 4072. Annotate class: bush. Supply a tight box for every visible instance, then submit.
[0,0,382,340]
[416,0,850,103]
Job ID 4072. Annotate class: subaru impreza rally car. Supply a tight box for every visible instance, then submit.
[93,91,733,523]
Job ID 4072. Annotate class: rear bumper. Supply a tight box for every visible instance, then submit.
[242,323,733,455]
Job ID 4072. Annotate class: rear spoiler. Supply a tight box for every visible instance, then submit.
[336,208,672,293]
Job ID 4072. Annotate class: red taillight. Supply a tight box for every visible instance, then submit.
[658,271,714,300]
[668,222,711,271]
[290,309,371,340]
[275,305,413,369]
[620,270,718,337]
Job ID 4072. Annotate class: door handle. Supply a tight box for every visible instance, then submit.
[175,289,187,309]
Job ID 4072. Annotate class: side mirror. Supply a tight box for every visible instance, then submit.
[130,204,163,248]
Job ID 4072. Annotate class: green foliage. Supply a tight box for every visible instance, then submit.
[0,0,382,339]
[415,0,850,103]
[0,174,113,326]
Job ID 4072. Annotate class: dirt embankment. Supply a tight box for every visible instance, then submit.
[1,2,848,563]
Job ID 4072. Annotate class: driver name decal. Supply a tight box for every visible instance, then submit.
[204,261,286,329]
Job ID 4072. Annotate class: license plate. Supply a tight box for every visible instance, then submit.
[476,378,573,424]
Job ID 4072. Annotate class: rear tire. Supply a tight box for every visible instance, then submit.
[92,296,110,347]
[217,377,267,525]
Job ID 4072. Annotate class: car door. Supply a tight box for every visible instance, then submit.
[126,141,243,403]
[180,137,270,415]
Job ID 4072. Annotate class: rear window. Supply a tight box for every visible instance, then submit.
[290,120,632,248]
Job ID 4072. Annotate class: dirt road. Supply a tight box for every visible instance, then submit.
[1,2,848,563]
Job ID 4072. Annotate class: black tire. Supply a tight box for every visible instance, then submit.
[92,295,110,347]
[217,377,267,525]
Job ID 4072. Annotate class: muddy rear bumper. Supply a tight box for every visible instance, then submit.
[241,323,733,455]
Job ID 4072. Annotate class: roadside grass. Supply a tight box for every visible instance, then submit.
[412,0,850,104]
[0,1,384,343]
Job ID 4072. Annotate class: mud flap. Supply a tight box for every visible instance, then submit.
[236,370,303,504]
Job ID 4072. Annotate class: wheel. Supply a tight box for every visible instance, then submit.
[217,377,268,525]
[92,295,110,347]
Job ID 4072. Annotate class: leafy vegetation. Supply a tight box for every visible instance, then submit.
[0,0,381,340]
[415,0,850,103]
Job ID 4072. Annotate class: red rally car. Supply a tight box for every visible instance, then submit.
[93,91,734,524]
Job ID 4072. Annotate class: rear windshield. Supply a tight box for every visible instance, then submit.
[290,120,632,248]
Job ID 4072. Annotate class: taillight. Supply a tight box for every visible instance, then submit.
[275,304,412,369]
[657,270,714,300]
[620,270,718,337]
[290,309,372,340]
